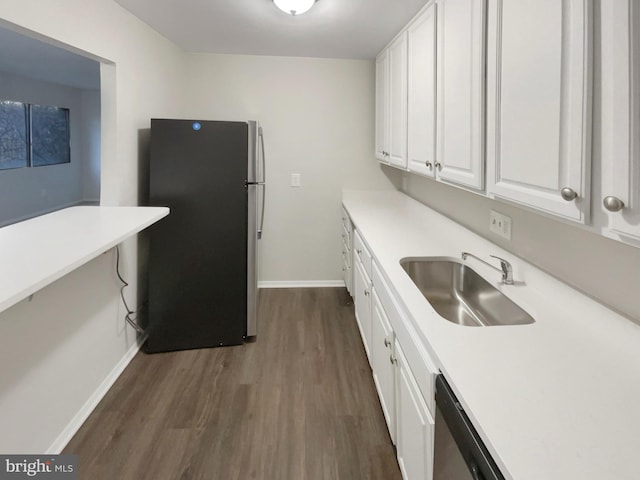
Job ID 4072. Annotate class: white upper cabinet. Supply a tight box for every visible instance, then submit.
[388,32,409,169]
[436,0,486,191]
[599,0,640,242]
[375,32,408,169]
[407,3,438,178]
[486,0,593,223]
[375,49,389,162]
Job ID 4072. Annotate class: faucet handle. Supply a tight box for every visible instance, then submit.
[490,255,513,285]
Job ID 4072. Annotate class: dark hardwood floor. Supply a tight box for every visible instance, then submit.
[64,288,401,480]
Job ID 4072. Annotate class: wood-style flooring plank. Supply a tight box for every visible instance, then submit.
[64,288,401,480]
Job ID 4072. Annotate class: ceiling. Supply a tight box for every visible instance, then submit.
[0,25,100,90]
[114,0,430,59]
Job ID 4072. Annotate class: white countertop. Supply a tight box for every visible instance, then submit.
[343,189,640,480]
[0,206,169,313]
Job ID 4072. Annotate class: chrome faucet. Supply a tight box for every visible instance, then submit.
[461,252,514,285]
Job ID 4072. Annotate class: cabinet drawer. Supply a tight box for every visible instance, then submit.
[342,239,351,266]
[341,223,351,249]
[341,207,352,232]
[353,230,372,278]
[342,248,350,269]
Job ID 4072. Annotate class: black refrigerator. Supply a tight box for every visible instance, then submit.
[145,119,265,353]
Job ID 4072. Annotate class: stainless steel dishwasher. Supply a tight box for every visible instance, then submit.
[434,375,505,480]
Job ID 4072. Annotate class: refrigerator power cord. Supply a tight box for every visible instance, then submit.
[115,245,145,335]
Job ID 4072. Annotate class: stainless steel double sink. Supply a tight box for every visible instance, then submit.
[400,258,535,327]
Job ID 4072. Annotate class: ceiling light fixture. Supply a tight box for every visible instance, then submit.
[273,0,317,16]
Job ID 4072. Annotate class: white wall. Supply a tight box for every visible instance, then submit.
[79,88,101,202]
[0,0,186,453]
[183,53,395,283]
[0,70,100,226]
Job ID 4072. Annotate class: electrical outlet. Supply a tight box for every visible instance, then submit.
[291,173,301,187]
[489,210,512,240]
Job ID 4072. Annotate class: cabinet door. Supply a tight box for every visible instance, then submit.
[354,259,372,361]
[407,3,438,178]
[388,32,409,169]
[342,249,351,295]
[436,0,486,190]
[486,0,592,223]
[375,50,390,162]
[600,0,640,241]
[371,290,396,444]
[395,340,435,480]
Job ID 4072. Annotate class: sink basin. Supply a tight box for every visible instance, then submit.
[400,258,535,327]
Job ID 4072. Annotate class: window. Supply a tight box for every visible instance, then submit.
[0,101,28,170]
[0,100,70,170]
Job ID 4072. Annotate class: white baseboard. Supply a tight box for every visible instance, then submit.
[258,280,346,289]
[46,335,147,454]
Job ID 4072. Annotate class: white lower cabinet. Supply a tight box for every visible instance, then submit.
[371,289,396,444]
[341,208,353,295]
[354,260,371,360]
[353,232,372,361]
[369,260,436,480]
[395,339,435,480]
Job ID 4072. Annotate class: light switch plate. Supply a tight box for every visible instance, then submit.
[489,210,512,240]
[291,173,301,187]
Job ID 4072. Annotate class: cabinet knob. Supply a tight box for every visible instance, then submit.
[389,354,397,365]
[434,162,442,170]
[560,187,578,201]
[603,196,625,212]
[364,289,369,297]
[425,161,432,169]
[384,338,391,348]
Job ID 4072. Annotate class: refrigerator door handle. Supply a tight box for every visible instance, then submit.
[258,127,266,239]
